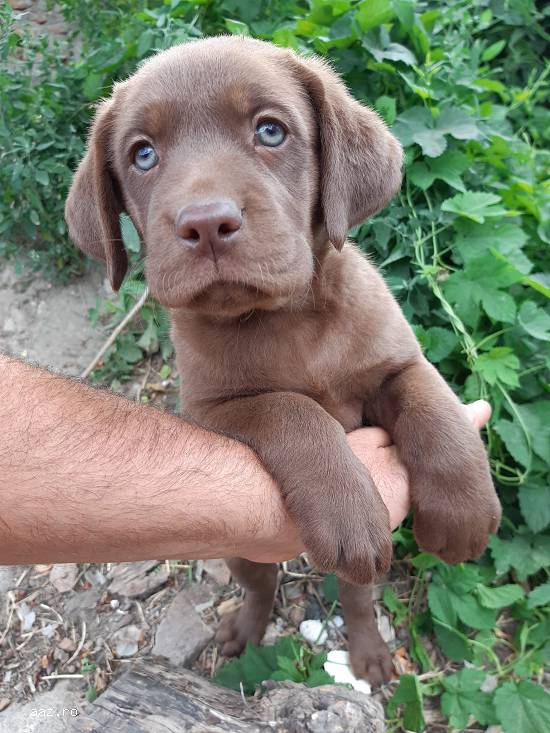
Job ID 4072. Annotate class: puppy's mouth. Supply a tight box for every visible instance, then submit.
[187,280,286,316]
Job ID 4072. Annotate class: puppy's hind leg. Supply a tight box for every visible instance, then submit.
[216,558,278,657]
[339,580,393,686]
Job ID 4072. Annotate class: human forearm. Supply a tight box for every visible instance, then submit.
[0,354,296,564]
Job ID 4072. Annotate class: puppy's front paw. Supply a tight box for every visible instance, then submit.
[413,470,501,564]
[301,483,393,586]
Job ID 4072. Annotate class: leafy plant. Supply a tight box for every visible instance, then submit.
[213,636,333,694]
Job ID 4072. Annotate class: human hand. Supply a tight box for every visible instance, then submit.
[242,400,492,564]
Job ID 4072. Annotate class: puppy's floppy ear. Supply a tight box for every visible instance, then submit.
[289,53,403,250]
[65,98,128,290]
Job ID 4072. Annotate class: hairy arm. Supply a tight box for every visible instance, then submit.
[0,354,489,565]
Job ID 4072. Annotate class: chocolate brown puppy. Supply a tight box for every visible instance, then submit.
[66,36,501,684]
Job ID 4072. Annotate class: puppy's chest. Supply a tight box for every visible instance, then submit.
[177,317,366,428]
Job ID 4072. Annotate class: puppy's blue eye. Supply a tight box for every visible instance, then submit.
[134,144,158,170]
[255,120,286,147]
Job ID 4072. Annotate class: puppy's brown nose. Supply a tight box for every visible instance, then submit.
[175,200,242,261]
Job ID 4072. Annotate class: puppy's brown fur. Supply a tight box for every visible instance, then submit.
[66,36,501,684]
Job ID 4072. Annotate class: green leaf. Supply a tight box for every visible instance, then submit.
[494,419,530,468]
[82,72,103,100]
[519,301,550,341]
[36,169,50,186]
[412,128,447,157]
[519,482,550,533]
[444,254,523,327]
[423,326,458,362]
[437,107,479,140]
[275,655,302,681]
[214,637,306,695]
[356,0,394,31]
[472,348,520,387]
[408,162,434,190]
[120,214,141,253]
[452,594,496,630]
[481,288,517,323]
[387,674,425,733]
[434,623,471,662]
[383,585,407,625]
[409,150,469,192]
[411,551,441,570]
[515,403,550,463]
[305,668,334,687]
[442,191,507,223]
[441,668,496,729]
[527,582,550,610]
[453,220,530,272]
[428,584,456,627]
[225,18,251,35]
[489,530,550,580]
[374,95,396,125]
[494,680,550,733]
[482,39,506,61]
[322,573,339,603]
[476,583,525,609]
[116,340,143,364]
[364,36,416,65]
[393,107,447,157]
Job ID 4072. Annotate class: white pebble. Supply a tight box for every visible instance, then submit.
[324,649,372,695]
[299,619,327,645]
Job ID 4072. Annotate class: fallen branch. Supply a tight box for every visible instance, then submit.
[80,286,149,379]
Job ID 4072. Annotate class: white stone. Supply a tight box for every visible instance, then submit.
[324,650,372,695]
[299,619,327,645]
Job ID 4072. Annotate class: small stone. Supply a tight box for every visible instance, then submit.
[8,0,33,10]
[263,622,282,646]
[282,583,304,601]
[202,559,231,585]
[289,606,306,626]
[153,590,213,666]
[108,561,169,599]
[84,568,107,586]
[330,615,344,629]
[64,587,102,621]
[217,597,242,617]
[0,697,10,712]
[58,637,76,652]
[481,674,498,693]
[53,647,69,663]
[304,598,323,621]
[375,608,395,644]
[111,624,143,658]
[41,623,59,638]
[110,599,120,610]
[49,563,78,593]
[16,602,35,632]
[300,619,327,645]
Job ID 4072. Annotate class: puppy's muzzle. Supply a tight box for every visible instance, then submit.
[175,200,242,262]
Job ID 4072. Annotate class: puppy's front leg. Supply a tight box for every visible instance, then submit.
[196,392,393,586]
[369,359,501,563]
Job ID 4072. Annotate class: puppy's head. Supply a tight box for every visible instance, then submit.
[66,37,402,316]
